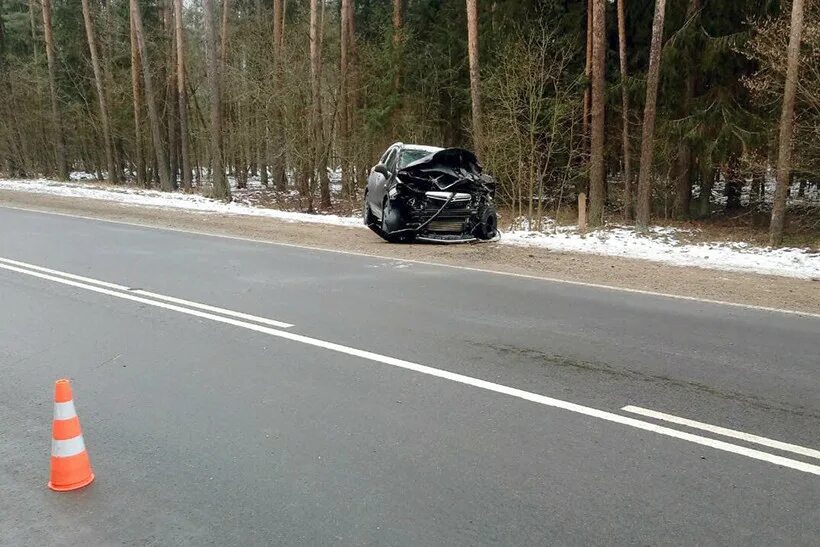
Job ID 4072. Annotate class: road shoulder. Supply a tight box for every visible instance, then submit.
[2,188,818,314]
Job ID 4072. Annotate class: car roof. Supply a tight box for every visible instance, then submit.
[391,143,444,154]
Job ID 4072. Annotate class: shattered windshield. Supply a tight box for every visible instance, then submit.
[399,149,436,168]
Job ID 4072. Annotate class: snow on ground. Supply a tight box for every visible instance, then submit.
[0,178,364,228]
[1,178,818,279]
[502,224,819,279]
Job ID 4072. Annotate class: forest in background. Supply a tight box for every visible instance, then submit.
[0,0,818,247]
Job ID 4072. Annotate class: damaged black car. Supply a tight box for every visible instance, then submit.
[363,143,498,243]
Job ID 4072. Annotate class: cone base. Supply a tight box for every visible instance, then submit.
[48,472,94,492]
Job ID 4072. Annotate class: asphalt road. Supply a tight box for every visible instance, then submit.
[1,206,819,546]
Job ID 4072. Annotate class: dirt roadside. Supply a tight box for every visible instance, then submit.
[2,189,819,314]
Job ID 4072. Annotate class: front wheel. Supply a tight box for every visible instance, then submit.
[363,196,376,226]
[380,198,412,243]
[475,205,498,240]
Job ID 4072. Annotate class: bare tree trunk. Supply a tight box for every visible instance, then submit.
[391,0,405,134]
[310,0,330,209]
[673,0,699,220]
[254,0,268,187]
[769,0,805,246]
[221,0,232,67]
[340,0,352,199]
[101,0,121,181]
[165,1,178,189]
[174,0,192,191]
[204,0,230,200]
[272,0,286,191]
[130,0,172,191]
[129,10,145,185]
[465,0,482,155]
[28,0,38,63]
[346,0,365,194]
[392,0,404,91]
[81,0,117,184]
[582,0,592,167]
[41,0,68,180]
[588,0,606,227]
[635,0,667,230]
[617,0,633,221]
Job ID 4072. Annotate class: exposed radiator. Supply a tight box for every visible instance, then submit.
[428,219,467,232]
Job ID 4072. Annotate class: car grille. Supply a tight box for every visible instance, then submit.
[428,218,467,232]
[407,195,474,234]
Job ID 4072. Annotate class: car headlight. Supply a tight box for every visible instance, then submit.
[388,186,399,199]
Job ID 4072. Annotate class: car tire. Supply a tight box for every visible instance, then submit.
[363,195,376,226]
[476,205,498,240]
[381,198,409,243]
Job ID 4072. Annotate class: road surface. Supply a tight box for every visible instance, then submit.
[1,206,818,546]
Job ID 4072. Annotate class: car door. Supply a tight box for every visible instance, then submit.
[368,146,399,218]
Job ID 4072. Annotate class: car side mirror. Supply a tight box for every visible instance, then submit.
[374,164,390,178]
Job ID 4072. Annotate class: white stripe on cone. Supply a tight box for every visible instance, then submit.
[53,400,77,421]
[51,435,86,457]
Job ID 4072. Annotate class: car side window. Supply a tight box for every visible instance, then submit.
[383,148,399,173]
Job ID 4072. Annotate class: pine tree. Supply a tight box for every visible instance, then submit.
[770,0,806,246]
[588,0,606,227]
[203,0,230,201]
[636,0,667,230]
[466,0,482,155]
[41,0,68,180]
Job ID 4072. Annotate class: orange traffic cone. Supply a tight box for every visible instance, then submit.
[48,379,94,491]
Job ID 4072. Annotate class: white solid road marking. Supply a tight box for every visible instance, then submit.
[2,258,819,476]
[622,405,820,461]
[0,256,293,329]
[2,204,819,319]
[128,289,294,329]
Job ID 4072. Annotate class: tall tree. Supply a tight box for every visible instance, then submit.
[391,0,405,132]
[81,0,117,184]
[41,0,68,180]
[271,0,286,191]
[129,9,145,186]
[174,0,192,191]
[617,0,633,221]
[769,0,806,246]
[635,0,667,230]
[254,0,268,187]
[340,0,352,198]
[673,0,700,220]
[309,0,330,208]
[203,0,230,200]
[588,0,606,227]
[583,0,592,166]
[165,1,178,189]
[28,0,38,62]
[466,0,482,154]
[130,0,172,191]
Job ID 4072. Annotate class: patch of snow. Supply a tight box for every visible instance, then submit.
[0,179,364,228]
[502,224,820,279]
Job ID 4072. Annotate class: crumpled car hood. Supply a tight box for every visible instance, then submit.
[397,148,486,191]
